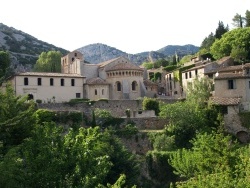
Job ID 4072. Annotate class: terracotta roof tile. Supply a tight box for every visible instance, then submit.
[215,72,250,79]
[106,62,143,71]
[17,72,85,78]
[98,57,121,67]
[210,97,241,106]
[86,77,109,85]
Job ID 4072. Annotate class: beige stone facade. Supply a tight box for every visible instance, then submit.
[10,72,86,103]
[62,51,155,100]
[8,51,157,102]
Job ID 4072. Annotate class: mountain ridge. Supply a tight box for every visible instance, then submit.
[0,23,199,71]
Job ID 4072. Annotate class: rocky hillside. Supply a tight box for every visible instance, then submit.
[0,23,199,71]
[0,23,68,72]
[77,43,199,65]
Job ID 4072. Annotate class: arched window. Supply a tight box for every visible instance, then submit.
[116,81,121,91]
[132,81,137,91]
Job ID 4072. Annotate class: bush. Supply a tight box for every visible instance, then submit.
[36,99,42,104]
[142,97,160,116]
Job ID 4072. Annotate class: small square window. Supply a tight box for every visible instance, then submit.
[76,93,81,98]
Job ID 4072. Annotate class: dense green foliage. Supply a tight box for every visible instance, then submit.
[34,51,62,72]
[142,97,160,116]
[0,51,12,84]
[210,27,250,61]
[0,87,139,187]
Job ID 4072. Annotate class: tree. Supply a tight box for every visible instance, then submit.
[186,77,213,108]
[215,21,229,39]
[141,62,154,69]
[0,51,11,83]
[199,33,215,52]
[210,27,250,60]
[245,10,250,27]
[34,51,62,72]
[142,97,160,116]
[0,84,36,156]
[232,13,244,28]
[230,47,248,62]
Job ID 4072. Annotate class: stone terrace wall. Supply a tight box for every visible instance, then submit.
[38,99,179,118]
[121,117,167,130]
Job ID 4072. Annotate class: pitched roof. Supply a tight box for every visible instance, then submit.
[210,97,241,106]
[214,72,250,80]
[98,57,122,68]
[106,62,143,71]
[86,77,109,85]
[16,72,85,78]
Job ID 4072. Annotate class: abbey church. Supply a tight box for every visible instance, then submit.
[8,51,158,102]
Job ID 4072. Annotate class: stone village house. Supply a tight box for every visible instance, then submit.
[7,51,158,103]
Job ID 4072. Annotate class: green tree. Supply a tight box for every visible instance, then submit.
[232,13,244,28]
[230,47,248,62]
[179,55,193,65]
[186,77,213,108]
[245,10,250,27]
[200,33,215,52]
[141,62,154,69]
[0,51,11,83]
[210,27,250,60]
[0,84,36,156]
[34,51,62,72]
[215,21,229,39]
[142,97,160,116]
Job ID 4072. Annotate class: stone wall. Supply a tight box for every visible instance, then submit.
[38,99,179,118]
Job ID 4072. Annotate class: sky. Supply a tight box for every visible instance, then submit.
[0,0,249,54]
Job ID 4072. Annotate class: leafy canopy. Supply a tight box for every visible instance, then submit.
[34,51,62,72]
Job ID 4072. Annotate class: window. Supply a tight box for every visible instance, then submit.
[117,81,121,91]
[195,69,198,76]
[37,78,42,86]
[72,57,75,62]
[71,79,75,86]
[228,80,236,89]
[50,78,54,86]
[185,73,188,79]
[132,81,137,91]
[102,89,104,95]
[95,89,97,95]
[189,71,192,78]
[75,53,77,57]
[28,94,33,100]
[76,93,81,98]
[61,79,64,86]
[24,77,29,85]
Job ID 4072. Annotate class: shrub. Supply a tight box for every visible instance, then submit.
[36,99,42,104]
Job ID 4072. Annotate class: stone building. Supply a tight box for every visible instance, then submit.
[7,50,157,102]
[62,51,155,100]
[9,72,86,103]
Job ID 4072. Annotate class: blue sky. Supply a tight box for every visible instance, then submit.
[0,0,249,54]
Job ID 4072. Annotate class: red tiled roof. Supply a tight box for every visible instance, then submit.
[106,62,143,71]
[86,77,109,85]
[210,97,241,106]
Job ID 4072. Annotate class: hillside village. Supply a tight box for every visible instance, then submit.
[3,47,250,144]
